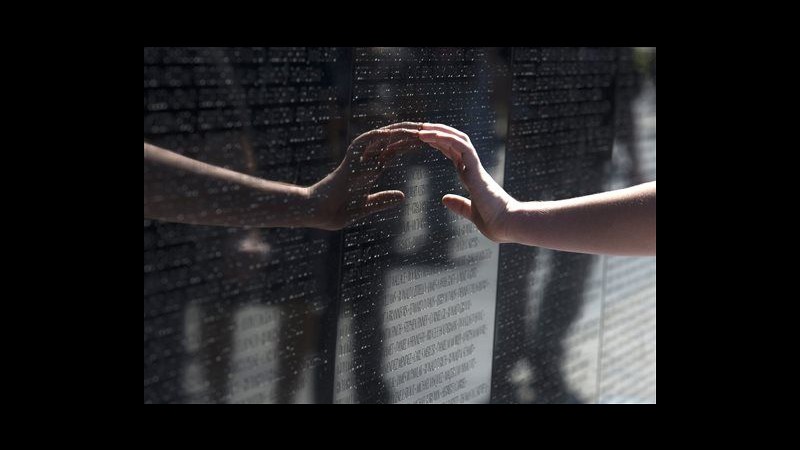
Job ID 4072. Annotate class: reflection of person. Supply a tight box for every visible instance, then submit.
[412,123,656,256]
[144,127,421,230]
[146,126,420,403]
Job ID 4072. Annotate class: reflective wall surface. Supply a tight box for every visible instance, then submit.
[143,47,656,403]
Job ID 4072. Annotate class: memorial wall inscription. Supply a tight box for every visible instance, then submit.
[144,47,656,403]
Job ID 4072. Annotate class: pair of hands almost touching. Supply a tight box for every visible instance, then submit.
[144,122,655,256]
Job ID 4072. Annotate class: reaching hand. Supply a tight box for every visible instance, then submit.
[307,127,421,230]
[408,123,518,243]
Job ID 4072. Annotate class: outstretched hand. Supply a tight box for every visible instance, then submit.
[308,127,421,230]
[387,122,519,243]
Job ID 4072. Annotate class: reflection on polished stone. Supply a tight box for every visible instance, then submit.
[144,47,656,404]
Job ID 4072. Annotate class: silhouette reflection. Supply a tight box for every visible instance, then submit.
[144,47,656,404]
[338,47,509,403]
[492,47,654,404]
[144,47,350,403]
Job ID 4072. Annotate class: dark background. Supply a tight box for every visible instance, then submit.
[143,47,656,403]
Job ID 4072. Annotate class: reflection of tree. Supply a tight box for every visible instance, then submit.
[617,47,645,186]
[633,47,656,88]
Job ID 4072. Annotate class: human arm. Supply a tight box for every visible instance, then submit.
[414,123,656,256]
[144,127,420,229]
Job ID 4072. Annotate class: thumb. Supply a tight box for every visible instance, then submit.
[362,190,406,216]
[442,194,474,222]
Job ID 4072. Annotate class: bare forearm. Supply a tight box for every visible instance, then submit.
[505,182,656,256]
[144,143,316,228]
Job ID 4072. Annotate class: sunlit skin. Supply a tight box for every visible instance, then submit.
[384,122,656,256]
[145,122,655,256]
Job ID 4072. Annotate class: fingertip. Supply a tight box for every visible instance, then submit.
[375,189,405,202]
[441,194,464,209]
[418,130,436,139]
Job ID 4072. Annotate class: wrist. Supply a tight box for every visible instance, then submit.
[302,184,325,229]
[499,199,521,243]
[501,199,546,245]
[303,181,343,230]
